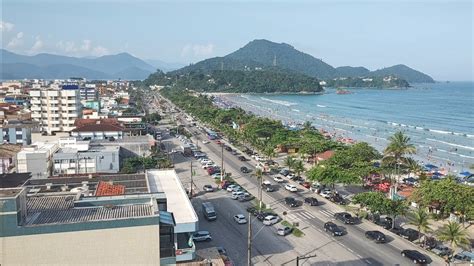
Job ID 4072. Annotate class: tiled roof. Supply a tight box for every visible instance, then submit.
[26,204,154,226]
[73,118,119,127]
[95,181,125,196]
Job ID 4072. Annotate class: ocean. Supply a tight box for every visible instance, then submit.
[221,82,474,173]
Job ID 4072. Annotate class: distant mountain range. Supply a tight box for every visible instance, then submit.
[172,39,434,83]
[0,49,172,80]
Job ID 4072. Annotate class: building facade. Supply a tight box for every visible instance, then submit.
[29,86,81,134]
[16,142,58,179]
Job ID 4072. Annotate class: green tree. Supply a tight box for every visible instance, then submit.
[409,208,431,243]
[437,222,470,252]
[284,156,296,172]
[293,160,305,177]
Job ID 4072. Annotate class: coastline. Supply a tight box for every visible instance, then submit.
[212,93,470,175]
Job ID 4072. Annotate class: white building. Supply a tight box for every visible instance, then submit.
[29,86,81,134]
[16,142,59,179]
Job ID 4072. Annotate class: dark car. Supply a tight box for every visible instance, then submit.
[238,156,248,161]
[390,226,405,236]
[246,206,258,216]
[401,250,428,264]
[373,216,393,229]
[240,166,251,173]
[365,230,387,243]
[334,212,356,224]
[224,145,233,152]
[279,169,290,176]
[329,194,347,205]
[257,211,276,221]
[304,197,318,206]
[400,228,420,242]
[324,222,343,236]
[207,166,221,175]
[265,185,275,192]
[285,197,298,207]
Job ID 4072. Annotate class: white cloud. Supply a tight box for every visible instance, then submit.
[30,36,44,53]
[92,45,109,56]
[181,43,215,58]
[7,31,24,48]
[0,21,14,32]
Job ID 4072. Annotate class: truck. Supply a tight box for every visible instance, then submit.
[202,202,217,221]
[181,144,193,157]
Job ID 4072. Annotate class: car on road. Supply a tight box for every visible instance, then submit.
[231,150,239,155]
[273,176,284,183]
[320,189,333,198]
[365,231,386,243]
[324,222,343,236]
[304,197,318,206]
[203,185,214,192]
[262,180,272,186]
[400,250,428,264]
[263,215,279,225]
[431,245,452,257]
[285,197,298,207]
[226,184,239,192]
[277,226,293,236]
[200,159,212,164]
[285,184,298,192]
[301,181,312,189]
[334,212,356,224]
[215,140,222,145]
[256,211,276,221]
[192,231,212,242]
[202,140,210,144]
[238,156,248,161]
[232,191,249,200]
[238,194,254,202]
[240,166,251,173]
[399,228,420,242]
[202,162,215,169]
[233,214,247,224]
[279,169,290,176]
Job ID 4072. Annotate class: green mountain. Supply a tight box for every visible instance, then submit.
[370,64,434,83]
[170,39,434,83]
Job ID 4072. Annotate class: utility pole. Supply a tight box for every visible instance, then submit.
[190,160,193,199]
[220,143,224,183]
[296,254,317,266]
[247,212,252,266]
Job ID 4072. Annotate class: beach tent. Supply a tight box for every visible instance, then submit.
[424,164,439,171]
[458,171,472,178]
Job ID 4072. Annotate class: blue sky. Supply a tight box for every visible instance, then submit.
[1,0,472,80]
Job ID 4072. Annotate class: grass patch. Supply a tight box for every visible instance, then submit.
[280,220,305,237]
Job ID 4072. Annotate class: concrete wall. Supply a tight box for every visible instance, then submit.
[0,225,161,265]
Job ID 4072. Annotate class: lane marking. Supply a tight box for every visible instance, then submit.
[365,259,373,265]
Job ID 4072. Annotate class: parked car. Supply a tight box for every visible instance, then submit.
[320,189,333,198]
[232,191,249,200]
[238,156,248,161]
[211,173,223,179]
[285,197,298,207]
[329,194,347,205]
[226,185,238,192]
[238,194,254,202]
[287,173,296,179]
[301,181,312,189]
[277,226,293,236]
[224,146,232,152]
[334,212,356,224]
[202,140,210,144]
[207,167,220,175]
[365,230,386,243]
[257,212,276,221]
[285,184,298,192]
[324,222,343,236]
[202,162,215,169]
[304,197,318,206]
[240,166,251,173]
[233,214,247,224]
[246,206,258,216]
[400,228,420,242]
[400,250,428,264]
[263,215,279,226]
[203,185,214,192]
[431,245,452,257]
[200,159,212,165]
[279,169,290,176]
[452,251,474,264]
[231,150,239,155]
[192,231,212,242]
[273,176,284,183]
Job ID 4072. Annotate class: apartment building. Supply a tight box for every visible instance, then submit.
[29,85,81,134]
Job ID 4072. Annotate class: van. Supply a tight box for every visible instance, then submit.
[202,202,217,221]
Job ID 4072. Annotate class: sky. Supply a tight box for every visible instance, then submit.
[1,0,473,81]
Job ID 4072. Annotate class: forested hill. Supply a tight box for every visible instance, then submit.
[144,69,323,93]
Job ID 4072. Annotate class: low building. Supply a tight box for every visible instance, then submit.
[71,121,125,140]
[0,169,199,265]
[16,142,59,178]
[91,135,155,159]
[0,144,22,174]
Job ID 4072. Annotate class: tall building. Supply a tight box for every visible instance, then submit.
[29,85,81,134]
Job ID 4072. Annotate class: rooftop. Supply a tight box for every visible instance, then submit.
[146,169,198,230]
[0,188,23,198]
[95,181,125,196]
[0,173,32,188]
[72,123,124,133]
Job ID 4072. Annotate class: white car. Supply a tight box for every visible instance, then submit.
[273,176,284,183]
[263,215,279,226]
[232,191,248,200]
[202,140,210,144]
[285,184,298,192]
[287,173,296,179]
[233,214,247,224]
[262,180,272,186]
[226,185,238,192]
[320,189,333,198]
[200,159,211,164]
[202,162,215,169]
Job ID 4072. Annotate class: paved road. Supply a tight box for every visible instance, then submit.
[154,92,444,265]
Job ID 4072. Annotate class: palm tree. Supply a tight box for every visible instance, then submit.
[293,160,305,178]
[383,131,416,196]
[284,156,295,172]
[437,222,470,252]
[255,168,263,209]
[409,208,431,244]
[405,157,422,176]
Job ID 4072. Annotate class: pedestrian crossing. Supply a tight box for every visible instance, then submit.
[320,209,336,217]
[285,209,336,221]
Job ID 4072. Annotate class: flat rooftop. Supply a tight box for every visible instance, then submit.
[0,188,23,198]
[146,169,198,231]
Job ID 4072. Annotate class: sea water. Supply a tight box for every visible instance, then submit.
[223,82,474,172]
